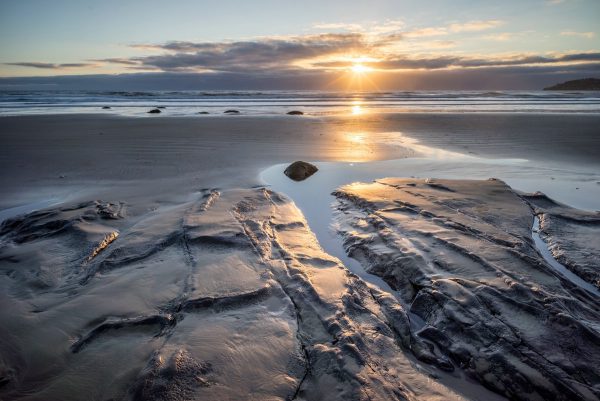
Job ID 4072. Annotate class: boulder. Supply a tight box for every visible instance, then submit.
[197,111,210,114]
[286,110,304,115]
[284,161,318,181]
[147,109,161,114]
[224,110,240,114]
[101,106,111,109]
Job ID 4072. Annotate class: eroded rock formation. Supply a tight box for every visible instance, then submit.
[333,178,600,401]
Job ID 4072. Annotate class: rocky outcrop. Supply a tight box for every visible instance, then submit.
[0,188,467,401]
[147,108,161,114]
[544,78,600,91]
[2,181,598,400]
[523,191,600,289]
[333,178,600,401]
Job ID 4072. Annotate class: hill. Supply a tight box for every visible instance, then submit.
[544,78,600,90]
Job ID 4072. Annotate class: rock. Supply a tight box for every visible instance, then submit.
[286,110,304,115]
[0,188,466,401]
[197,111,209,114]
[283,161,318,181]
[155,106,166,109]
[147,109,161,114]
[544,78,600,91]
[224,110,240,114]
[101,106,111,109]
[334,178,600,401]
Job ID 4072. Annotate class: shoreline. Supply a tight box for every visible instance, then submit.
[1,112,599,400]
[1,112,599,207]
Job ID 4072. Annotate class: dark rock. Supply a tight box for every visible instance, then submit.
[544,78,600,91]
[101,106,111,109]
[334,178,600,401]
[197,111,209,114]
[147,109,161,114]
[224,110,240,114]
[286,110,304,115]
[284,161,318,181]
[155,106,166,109]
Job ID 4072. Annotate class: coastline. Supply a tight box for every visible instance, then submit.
[1,112,599,209]
[1,112,599,400]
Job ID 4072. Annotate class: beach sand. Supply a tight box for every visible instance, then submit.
[1,113,599,208]
[1,113,599,400]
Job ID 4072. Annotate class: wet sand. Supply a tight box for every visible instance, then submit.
[1,113,599,400]
[1,113,599,209]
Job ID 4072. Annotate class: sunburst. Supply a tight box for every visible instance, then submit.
[351,63,371,74]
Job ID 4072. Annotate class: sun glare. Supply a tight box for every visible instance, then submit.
[351,63,370,74]
[351,100,364,115]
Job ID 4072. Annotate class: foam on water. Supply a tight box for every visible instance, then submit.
[1,90,600,116]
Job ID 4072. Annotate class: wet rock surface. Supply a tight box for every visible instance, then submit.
[284,161,318,181]
[0,188,471,401]
[523,192,600,290]
[333,178,600,401]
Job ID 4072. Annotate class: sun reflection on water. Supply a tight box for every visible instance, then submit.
[351,100,364,115]
[351,105,363,115]
[340,132,374,162]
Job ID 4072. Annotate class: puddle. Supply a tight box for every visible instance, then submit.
[260,157,529,401]
[531,216,599,296]
[260,151,600,401]
[261,152,600,295]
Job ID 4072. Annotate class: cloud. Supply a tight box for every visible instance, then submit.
[93,58,141,65]
[449,20,503,32]
[8,29,599,78]
[451,52,600,68]
[312,22,364,31]
[378,20,506,44]
[2,62,599,91]
[418,40,457,49]
[380,20,503,42]
[483,33,516,41]
[97,30,600,75]
[4,19,599,91]
[402,27,448,38]
[369,19,405,34]
[129,33,370,72]
[311,19,408,36]
[4,62,94,69]
[560,31,596,39]
[313,52,600,71]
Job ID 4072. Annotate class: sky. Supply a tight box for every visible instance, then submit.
[0,0,599,90]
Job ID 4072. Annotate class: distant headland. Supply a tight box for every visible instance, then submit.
[544,78,600,91]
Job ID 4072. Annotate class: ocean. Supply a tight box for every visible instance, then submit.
[1,90,600,116]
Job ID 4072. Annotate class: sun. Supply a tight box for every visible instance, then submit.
[351,63,371,74]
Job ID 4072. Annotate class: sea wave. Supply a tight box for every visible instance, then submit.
[1,90,599,116]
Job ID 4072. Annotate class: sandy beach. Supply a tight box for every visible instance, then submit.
[1,112,599,401]
[1,113,599,207]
